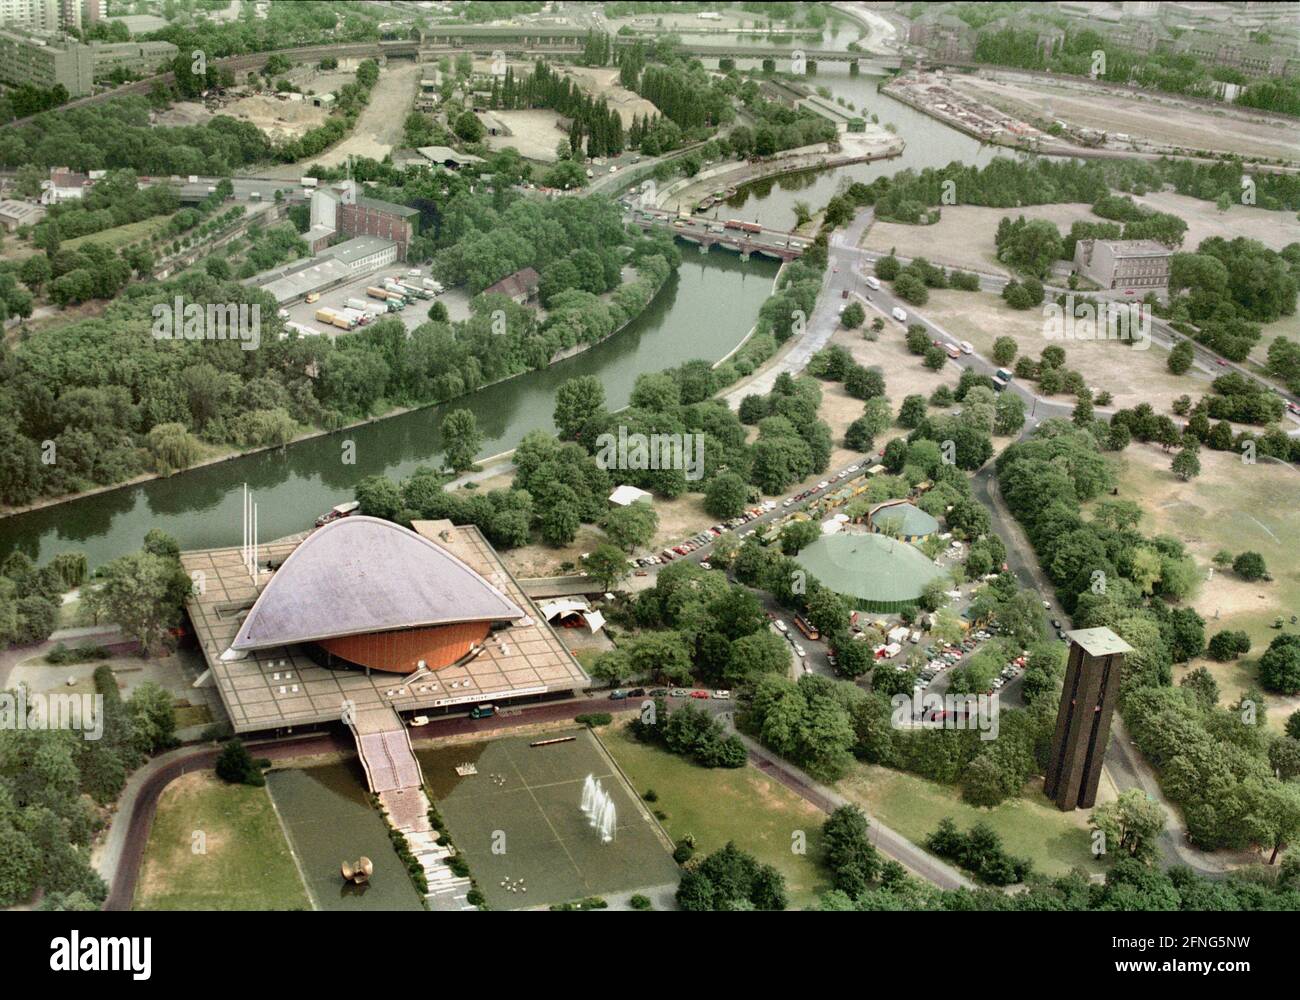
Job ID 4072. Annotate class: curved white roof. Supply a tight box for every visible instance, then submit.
[231,516,524,651]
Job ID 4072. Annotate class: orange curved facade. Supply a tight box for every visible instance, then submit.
[318,621,490,674]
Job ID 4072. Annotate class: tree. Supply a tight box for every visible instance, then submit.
[554,376,606,440]
[453,110,485,142]
[993,392,1025,436]
[127,682,176,755]
[841,301,865,329]
[1233,551,1268,581]
[1206,630,1251,662]
[779,519,821,555]
[600,501,657,552]
[1168,339,1194,374]
[539,491,582,547]
[585,544,630,590]
[19,254,51,294]
[822,805,881,896]
[898,394,927,429]
[992,336,1017,366]
[440,409,481,472]
[923,345,947,371]
[1171,447,1200,481]
[726,631,791,685]
[355,475,404,521]
[895,272,929,305]
[87,551,189,656]
[1090,788,1167,862]
[215,739,264,786]
[705,471,750,519]
[1260,634,1300,695]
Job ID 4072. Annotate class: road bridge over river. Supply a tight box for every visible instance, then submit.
[628,207,807,262]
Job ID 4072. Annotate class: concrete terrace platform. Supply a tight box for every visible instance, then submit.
[181,522,588,734]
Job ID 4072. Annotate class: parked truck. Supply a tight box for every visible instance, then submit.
[340,307,369,326]
[367,286,406,309]
[421,278,444,294]
[347,297,384,317]
[397,281,431,300]
[315,307,355,331]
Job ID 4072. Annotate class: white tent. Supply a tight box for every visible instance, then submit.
[609,485,652,507]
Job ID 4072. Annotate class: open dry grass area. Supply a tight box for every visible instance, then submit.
[952,75,1300,163]
[310,61,420,168]
[481,109,566,162]
[863,202,1101,276]
[223,94,329,142]
[1130,190,1300,254]
[1097,442,1300,730]
[915,288,1210,413]
[151,100,213,127]
[862,192,1299,284]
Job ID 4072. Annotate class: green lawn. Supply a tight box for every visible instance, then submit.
[601,723,830,907]
[64,214,173,251]
[134,772,309,910]
[837,763,1107,878]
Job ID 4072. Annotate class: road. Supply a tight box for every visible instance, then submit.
[851,247,1300,431]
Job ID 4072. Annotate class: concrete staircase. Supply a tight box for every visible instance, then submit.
[348,707,475,910]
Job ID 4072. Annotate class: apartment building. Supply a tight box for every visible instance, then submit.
[1073,238,1172,291]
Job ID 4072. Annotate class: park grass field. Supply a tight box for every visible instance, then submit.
[601,722,830,907]
[133,771,309,911]
[837,763,1109,878]
[63,214,174,252]
[1102,441,1300,728]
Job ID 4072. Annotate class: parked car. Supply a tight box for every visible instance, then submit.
[775,620,789,633]
[712,690,731,700]
[670,688,690,698]
[689,690,709,699]
[609,689,628,700]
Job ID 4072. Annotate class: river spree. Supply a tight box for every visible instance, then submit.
[0,252,777,566]
[1,57,997,568]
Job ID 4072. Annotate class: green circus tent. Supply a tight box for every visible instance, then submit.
[795,531,945,613]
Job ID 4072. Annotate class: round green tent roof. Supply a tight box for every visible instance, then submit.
[870,502,938,538]
[795,531,945,612]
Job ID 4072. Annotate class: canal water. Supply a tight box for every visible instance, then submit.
[265,761,425,912]
[1,58,994,568]
[695,65,1004,231]
[0,252,777,566]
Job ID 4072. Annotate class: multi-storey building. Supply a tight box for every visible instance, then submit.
[0,27,93,95]
[1073,238,1172,291]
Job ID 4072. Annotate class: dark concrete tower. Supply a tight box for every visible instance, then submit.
[1044,627,1133,811]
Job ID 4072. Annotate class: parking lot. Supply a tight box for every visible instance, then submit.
[280,263,449,338]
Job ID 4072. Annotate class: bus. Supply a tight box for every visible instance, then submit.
[794,614,820,641]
